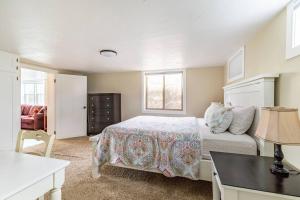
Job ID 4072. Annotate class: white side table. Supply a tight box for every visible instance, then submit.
[0,152,70,200]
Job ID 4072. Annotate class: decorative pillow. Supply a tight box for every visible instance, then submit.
[204,102,223,125]
[206,105,233,134]
[229,106,256,135]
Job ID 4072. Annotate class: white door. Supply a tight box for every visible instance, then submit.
[55,74,87,139]
[0,51,20,150]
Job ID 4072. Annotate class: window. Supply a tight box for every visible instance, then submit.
[22,81,45,105]
[286,0,300,59]
[143,71,186,114]
[21,68,46,105]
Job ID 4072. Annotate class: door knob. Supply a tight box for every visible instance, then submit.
[83,106,87,109]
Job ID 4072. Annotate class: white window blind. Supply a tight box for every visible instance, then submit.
[144,71,185,113]
[21,68,46,105]
[286,0,300,59]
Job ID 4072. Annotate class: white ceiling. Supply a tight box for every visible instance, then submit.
[0,0,289,73]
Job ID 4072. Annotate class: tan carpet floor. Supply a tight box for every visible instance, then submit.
[27,137,212,200]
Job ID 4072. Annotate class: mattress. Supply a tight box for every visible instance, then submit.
[198,118,257,160]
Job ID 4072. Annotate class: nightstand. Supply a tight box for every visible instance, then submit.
[210,151,300,200]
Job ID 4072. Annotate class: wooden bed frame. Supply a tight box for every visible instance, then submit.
[90,74,279,181]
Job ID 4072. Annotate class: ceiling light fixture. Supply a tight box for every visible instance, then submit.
[99,49,117,57]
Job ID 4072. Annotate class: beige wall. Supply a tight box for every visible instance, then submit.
[88,67,224,120]
[225,9,300,169]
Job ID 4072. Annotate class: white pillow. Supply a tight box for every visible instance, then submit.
[206,104,233,134]
[204,102,223,124]
[229,106,256,135]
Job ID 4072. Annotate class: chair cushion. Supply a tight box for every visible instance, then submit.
[21,116,34,124]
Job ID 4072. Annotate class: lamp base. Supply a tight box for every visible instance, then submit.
[270,164,289,177]
[270,144,289,177]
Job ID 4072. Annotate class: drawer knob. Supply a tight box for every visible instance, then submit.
[213,172,217,176]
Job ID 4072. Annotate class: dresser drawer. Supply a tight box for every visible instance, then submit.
[102,109,112,115]
[99,102,113,109]
[88,123,111,134]
[99,115,113,123]
[89,115,112,123]
[89,102,99,109]
[89,96,100,102]
[89,109,112,117]
[88,122,102,132]
[100,95,113,102]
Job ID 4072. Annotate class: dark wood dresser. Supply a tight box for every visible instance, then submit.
[87,93,121,135]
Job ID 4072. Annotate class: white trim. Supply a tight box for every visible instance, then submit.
[227,46,245,82]
[141,69,186,115]
[223,73,279,90]
[286,0,300,59]
[21,63,59,74]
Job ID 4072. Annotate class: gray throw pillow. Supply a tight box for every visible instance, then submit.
[229,106,256,135]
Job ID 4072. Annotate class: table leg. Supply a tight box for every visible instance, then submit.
[50,188,62,200]
[50,169,65,200]
[38,196,45,200]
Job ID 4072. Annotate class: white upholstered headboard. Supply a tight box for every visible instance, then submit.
[223,74,279,156]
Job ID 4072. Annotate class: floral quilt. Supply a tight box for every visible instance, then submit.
[94,116,202,180]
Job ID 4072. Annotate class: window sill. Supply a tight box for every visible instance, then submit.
[142,109,186,115]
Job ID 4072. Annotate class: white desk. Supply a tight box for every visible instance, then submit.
[0,152,70,200]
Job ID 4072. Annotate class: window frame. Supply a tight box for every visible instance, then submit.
[142,70,186,115]
[286,0,300,59]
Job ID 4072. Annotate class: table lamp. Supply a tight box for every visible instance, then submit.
[255,107,300,177]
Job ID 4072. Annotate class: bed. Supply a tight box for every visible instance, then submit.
[90,74,278,181]
[198,118,257,160]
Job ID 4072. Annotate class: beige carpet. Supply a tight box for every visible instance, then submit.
[27,137,212,200]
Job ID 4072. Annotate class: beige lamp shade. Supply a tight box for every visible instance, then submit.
[255,107,300,145]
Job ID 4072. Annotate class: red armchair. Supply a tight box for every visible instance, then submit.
[21,105,47,130]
